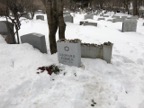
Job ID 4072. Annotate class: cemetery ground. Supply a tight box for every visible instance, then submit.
[0,12,144,108]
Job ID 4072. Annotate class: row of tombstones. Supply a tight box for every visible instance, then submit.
[21,35,113,67]
[57,40,113,67]
[80,19,138,32]
[0,20,143,45]
[0,22,113,67]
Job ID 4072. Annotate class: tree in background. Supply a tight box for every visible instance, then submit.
[0,0,25,44]
[41,0,66,54]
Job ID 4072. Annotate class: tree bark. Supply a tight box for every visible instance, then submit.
[56,0,66,40]
[42,0,66,54]
[133,0,139,15]
[45,0,58,54]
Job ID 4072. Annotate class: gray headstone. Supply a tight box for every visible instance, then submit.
[84,22,97,27]
[79,21,88,25]
[36,15,44,21]
[112,16,120,19]
[81,44,103,58]
[97,18,105,21]
[103,15,109,17]
[143,22,144,26]
[57,40,81,67]
[84,14,93,19]
[64,15,73,23]
[63,11,71,17]
[103,42,113,63]
[122,19,137,32]
[22,13,31,19]
[112,18,124,23]
[121,16,127,19]
[128,16,138,19]
[107,19,113,22]
[21,33,47,53]
[0,21,16,44]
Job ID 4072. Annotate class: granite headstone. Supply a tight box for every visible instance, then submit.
[21,33,47,53]
[64,15,73,23]
[122,19,137,32]
[57,40,81,67]
[84,22,97,27]
[0,21,16,44]
[84,14,93,19]
[36,15,44,20]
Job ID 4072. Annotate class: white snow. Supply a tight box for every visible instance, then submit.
[0,12,144,108]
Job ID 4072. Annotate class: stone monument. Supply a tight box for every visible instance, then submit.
[57,39,81,67]
[21,33,47,53]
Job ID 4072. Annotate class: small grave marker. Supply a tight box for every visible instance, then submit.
[64,15,73,23]
[97,18,105,21]
[84,22,97,27]
[84,14,93,19]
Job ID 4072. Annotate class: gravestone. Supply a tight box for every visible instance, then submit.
[143,22,144,26]
[84,22,97,27]
[22,13,31,19]
[112,16,120,19]
[63,11,71,17]
[36,15,44,20]
[81,43,103,58]
[128,16,138,19]
[79,21,88,25]
[103,15,109,17]
[21,33,47,53]
[0,21,16,44]
[64,15,73,23]
[122,19,137,32]
[97,18,105,21]
[107,19,113,22]
[57,40,81,67]
[112,18,124,23]
[84,14,93,19]
[121,16,127,19]
[103,42,113,63]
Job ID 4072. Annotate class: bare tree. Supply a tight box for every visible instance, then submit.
[0,0,26,44]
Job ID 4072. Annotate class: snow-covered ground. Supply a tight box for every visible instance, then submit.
[0,13,144,108]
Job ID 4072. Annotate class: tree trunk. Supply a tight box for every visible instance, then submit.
[46,0,58,54]
[56,0,66,40]
[42,0,66,54]
[133,0,139,15]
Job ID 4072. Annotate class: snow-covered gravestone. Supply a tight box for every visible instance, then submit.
[36,15,44,20]
[97,18,105,21]
[57,40,81,67]
[84,14,93,20]
[84,22,97,27]
[122,19,137,32]
[0,21,16,44]
[21,33,47,53]
[103,42,113,63]
[64,15,73,23]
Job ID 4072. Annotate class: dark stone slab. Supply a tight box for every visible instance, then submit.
[84,14,93,19]
[36,15,44,21]
[0,21,16,44]
[84,22,97,27]
[21,33,47,53]
[64,15,73,23]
